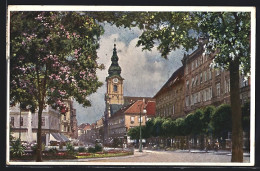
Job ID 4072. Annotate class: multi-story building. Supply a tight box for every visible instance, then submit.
[182,37,250,114]
[154,37,250,117]
[95,117,104,142]
[9,104,62,145]
[60,98,78,139]
[153,66,185,119]
[107,99,156,144]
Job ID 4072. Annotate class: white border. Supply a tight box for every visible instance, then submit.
[6,5,256,166]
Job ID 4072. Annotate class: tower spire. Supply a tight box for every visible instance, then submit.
[108,43,122,78]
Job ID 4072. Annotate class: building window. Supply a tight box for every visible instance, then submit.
[42,117,45,126]
[185,67,188,75]
[113,85,118,92]
[208,69,212,80]
[200,73,203,83]
[191,62,194,71]
[130,116,134,124]
[210,87,212,99]
[206,88,210,101]
[215,69,220,76]
[191,94,194,106]
[216,83,221,97]
[186,96,189,107]
[173,105,175,114]
[195,59,198,68]
[204,71,207,82]
[20,117,23,126]
[225,78,230,93]
[195,75,198,86]
[204,90,207,101]
[186,80,189,90]
[10,117,14,127]
[195,93,198,104]
[192,77,195,87]
[198,91,201,102]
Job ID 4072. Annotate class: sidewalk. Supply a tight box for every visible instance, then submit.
[145,148,250,157]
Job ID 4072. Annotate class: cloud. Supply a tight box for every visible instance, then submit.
[75,24,185,124]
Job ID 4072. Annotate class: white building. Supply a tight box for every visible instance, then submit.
[9,104,63,145]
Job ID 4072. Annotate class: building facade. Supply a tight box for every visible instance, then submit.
[9,105,60,145]
[154,66,185,119]
[60,98,78,139]
[107,100,156,144]
[154,37,250,118]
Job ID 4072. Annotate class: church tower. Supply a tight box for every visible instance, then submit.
[105,44,124,106]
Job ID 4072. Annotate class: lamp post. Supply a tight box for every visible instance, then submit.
[139,99,147,152]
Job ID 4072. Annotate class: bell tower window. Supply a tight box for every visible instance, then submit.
[113,85,118,92]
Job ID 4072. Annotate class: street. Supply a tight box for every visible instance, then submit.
[89,149,250,163]
[40,149,250,164]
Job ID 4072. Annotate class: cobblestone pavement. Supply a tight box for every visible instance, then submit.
[88,149,250,163]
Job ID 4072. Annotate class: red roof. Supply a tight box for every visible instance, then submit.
[125,100,144,114]
[146,101,156,116]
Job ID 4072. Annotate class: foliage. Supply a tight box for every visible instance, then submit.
[66,142,75,155]
[31,143,45,154]
[78,147,86,152]
[191,109,204,135]
[211,104,232,138]
[94,144,103,152]
[202,105,216,134]
[162,118,176,137]
[87,146,96,153]
[10,139,26,157]
[175,118,186,136]
[48,148,58,155]
[197,12,250,75]
[10,11,105,161]
[127,125,151,140]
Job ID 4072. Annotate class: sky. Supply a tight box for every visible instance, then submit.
[74,23,187,125]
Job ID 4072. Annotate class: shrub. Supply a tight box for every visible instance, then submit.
[66,142,75,155]
[31,143,45,155]
[48,148,58,156]
[94,144,103,152]
[78,147,86,152]
[87,146,96,153]
[10,139,26,157]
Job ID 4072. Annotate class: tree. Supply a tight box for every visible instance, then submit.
[211,104,232,148]
[202,105,215,135]
[95,11,250,162]
[10,12,104,162]
[202,105,216,150]
[127,126,140,140]
[198,13,250,161]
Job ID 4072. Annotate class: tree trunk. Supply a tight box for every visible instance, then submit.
[36,103,44,162]
[229,58,243,162]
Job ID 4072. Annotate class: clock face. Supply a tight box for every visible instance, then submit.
[113,78,118,83]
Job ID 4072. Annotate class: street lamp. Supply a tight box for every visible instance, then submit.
[139,99,147,152]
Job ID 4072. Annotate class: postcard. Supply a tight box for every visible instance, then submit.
[6,5,255,166]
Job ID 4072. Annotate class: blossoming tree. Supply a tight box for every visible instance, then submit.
[10,12,104,162]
